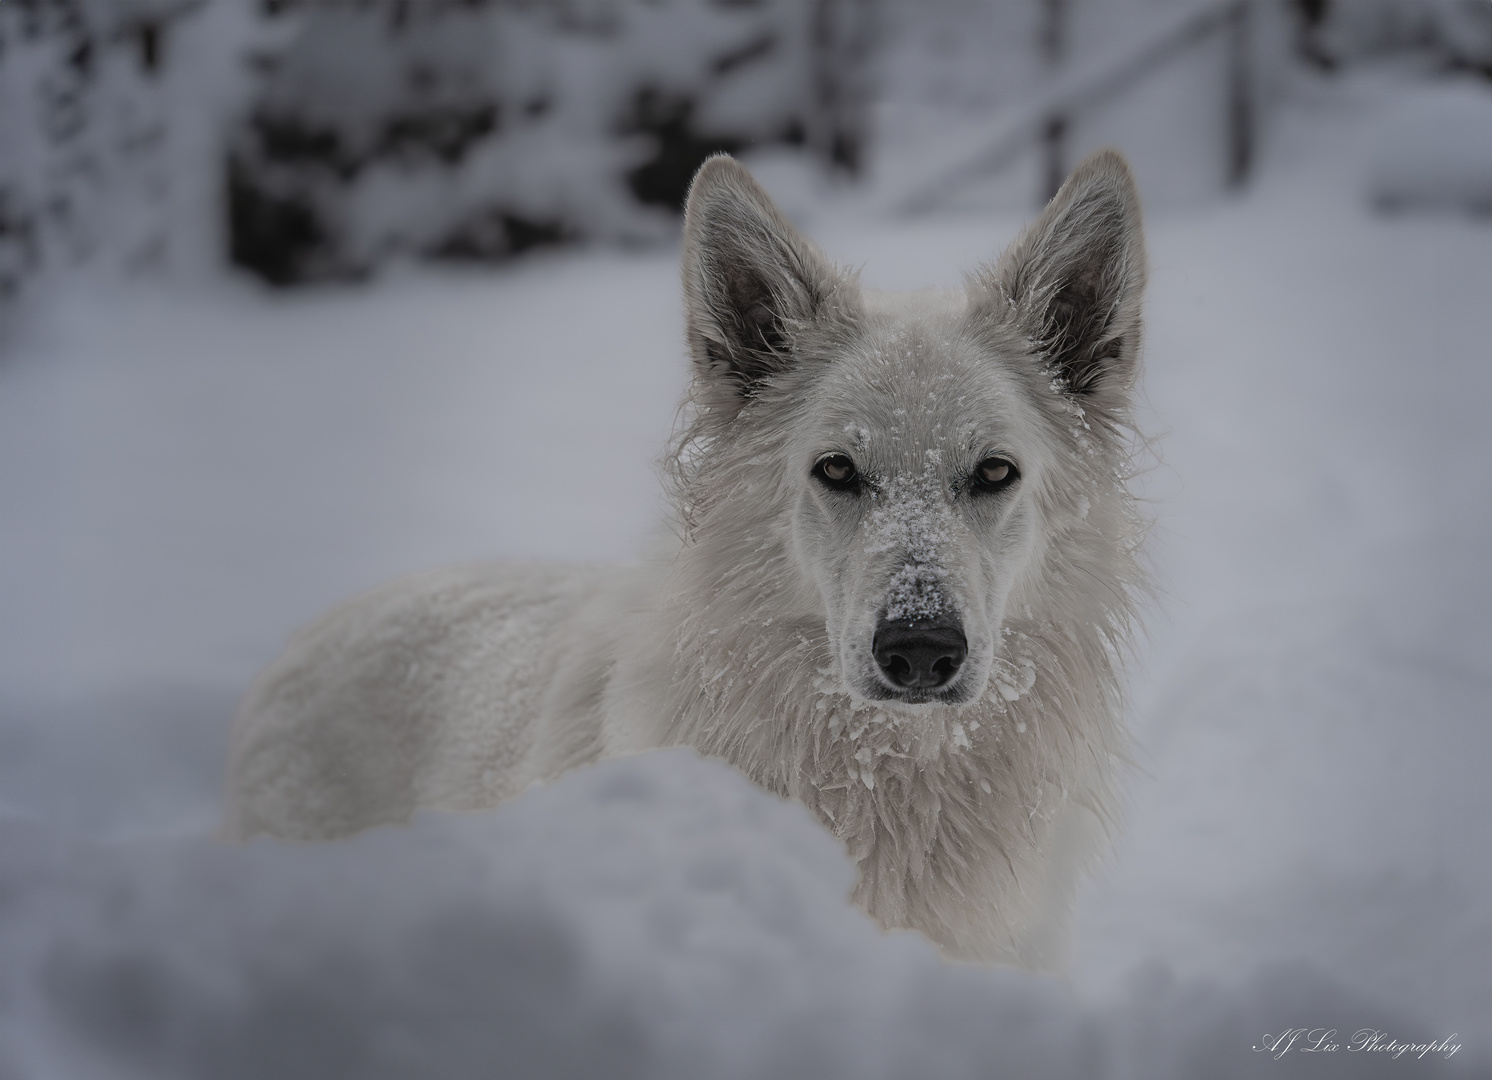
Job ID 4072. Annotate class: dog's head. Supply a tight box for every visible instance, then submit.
[677,152,1145,709]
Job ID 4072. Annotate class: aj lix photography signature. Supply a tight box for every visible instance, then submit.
[1255,1028,1461,1061]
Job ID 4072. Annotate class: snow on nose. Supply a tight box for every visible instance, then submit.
[864,449,955,622]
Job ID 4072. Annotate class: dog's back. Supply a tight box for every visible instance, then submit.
[223,563,616,841]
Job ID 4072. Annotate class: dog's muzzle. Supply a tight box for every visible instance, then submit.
[872,617,967,692]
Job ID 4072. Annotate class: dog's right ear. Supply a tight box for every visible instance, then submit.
[682,155,843,414]
[973,149,1146,410]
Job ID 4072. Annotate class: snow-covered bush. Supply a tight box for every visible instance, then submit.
[0,0,875,294]
[0,1,116,297]
[0,0,251,303]
[0,0,186,297]
[228,0,876,285]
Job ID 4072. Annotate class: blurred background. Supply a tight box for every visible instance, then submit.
[1,2,1490,1077]
[1,0,1487,292]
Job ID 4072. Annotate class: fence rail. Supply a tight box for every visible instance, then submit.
[892,0,1253,214]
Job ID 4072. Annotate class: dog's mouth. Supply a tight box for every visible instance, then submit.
[860,681,976,706]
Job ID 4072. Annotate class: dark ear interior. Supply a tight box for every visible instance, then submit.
[681,155,841,404]
[983,149,1146,401]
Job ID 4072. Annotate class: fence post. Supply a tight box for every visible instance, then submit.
[1042,115,1068,202]
[810,0,878,176]
[1041,0,1068,202]
[1226,0,1253,187]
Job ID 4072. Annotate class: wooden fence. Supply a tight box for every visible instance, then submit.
[892,0,1255,214]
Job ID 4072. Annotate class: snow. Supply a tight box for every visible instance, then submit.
[1067,67,1492,1052]
[2,63,1491,1078]
[864,456,957,624]
[1366,79,1492,214]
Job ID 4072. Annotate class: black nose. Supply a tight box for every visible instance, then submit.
[872,618,968,690]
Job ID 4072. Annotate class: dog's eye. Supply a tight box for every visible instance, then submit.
[972,457,1018,493]
[813,454,859,491]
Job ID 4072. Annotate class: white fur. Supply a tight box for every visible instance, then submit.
[225,150,1150,966]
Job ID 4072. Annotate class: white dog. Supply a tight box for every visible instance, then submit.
[225,149,1149,966]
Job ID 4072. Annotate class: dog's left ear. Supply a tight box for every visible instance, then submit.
[975,149,1146,405]
[681,154,844,414]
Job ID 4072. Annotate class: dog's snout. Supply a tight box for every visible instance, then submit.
[872,619,967,691]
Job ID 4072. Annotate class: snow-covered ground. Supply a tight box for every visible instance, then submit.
[1,69,1489,1077]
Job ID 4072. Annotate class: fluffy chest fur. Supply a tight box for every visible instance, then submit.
[608,522,1127,962]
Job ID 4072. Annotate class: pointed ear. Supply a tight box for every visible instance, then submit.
[681,154,844,410]
[977,149,1146,403]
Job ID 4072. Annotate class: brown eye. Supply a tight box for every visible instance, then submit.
[973,457,1018,492]
[814,454,859,491]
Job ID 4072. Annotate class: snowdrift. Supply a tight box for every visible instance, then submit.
[1,750,1475,1080]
